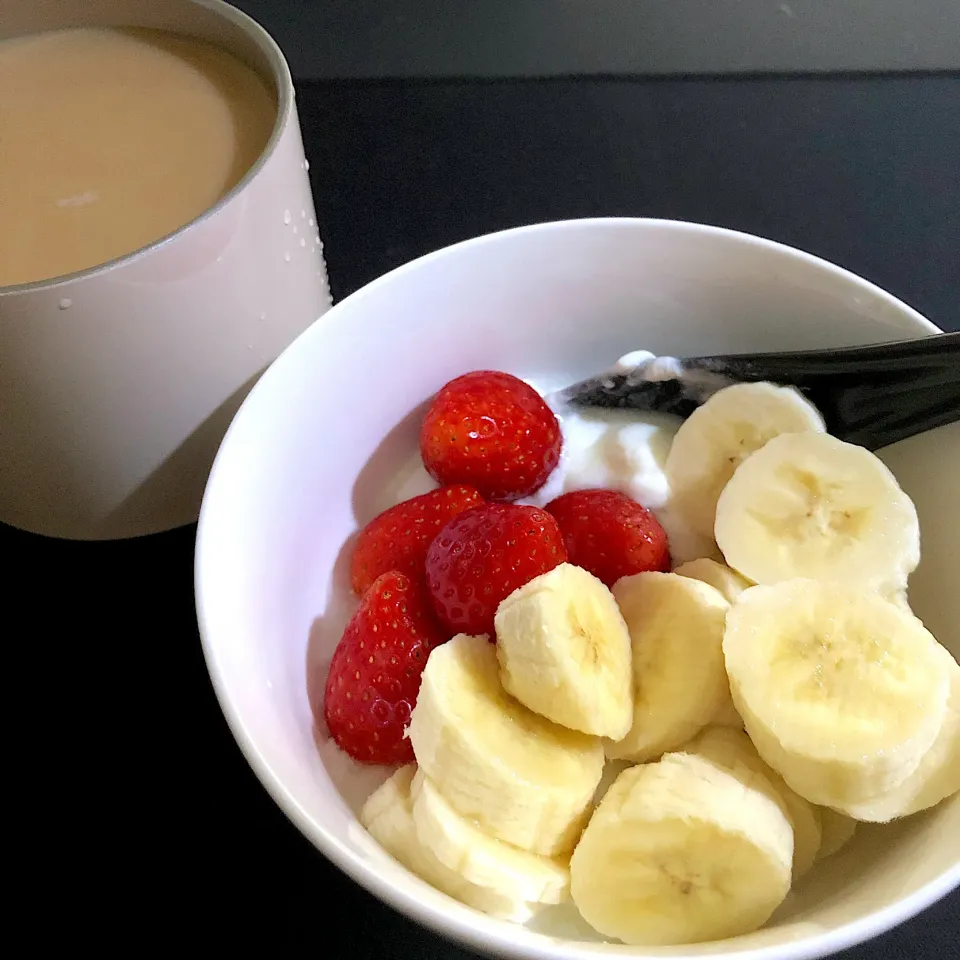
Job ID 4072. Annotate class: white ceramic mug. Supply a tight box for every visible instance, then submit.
[0,0,331,540]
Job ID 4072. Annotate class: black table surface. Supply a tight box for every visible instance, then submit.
[230,0,960,78]
[8,75,960,952]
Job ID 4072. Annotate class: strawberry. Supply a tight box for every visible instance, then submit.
[350,485,484,596]
[545,489,671,588]
[425,503,567,637]
[419,370,562,501]
[323,571,447,765]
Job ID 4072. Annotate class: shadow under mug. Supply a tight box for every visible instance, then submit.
[0,0,332,541]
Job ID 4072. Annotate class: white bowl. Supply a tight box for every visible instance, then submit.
[195,218,960,959]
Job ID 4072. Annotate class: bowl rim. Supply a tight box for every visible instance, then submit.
[195,216,956,960]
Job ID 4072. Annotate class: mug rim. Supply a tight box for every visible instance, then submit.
[0,0,294,297]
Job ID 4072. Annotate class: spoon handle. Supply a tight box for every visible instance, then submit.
[564,332,960,450]
[686,331,960,384]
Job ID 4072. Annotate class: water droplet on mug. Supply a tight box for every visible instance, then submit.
[293,225,298,235]
[300,238,306,247]
[284,252,291,263]
[259,312,267,322]
[300,210,306,219]
[59,298,72,310]
[308,218,315,227]
[304,159,310,171]
[283,210,291,225]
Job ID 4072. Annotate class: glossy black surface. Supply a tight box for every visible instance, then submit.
[8,75,959,952]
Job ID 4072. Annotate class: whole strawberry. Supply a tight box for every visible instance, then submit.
[420,370,562,501]
[425,503,567,637]
[350,485,484,596]
[323,571,447,765]
[545,489,671,587]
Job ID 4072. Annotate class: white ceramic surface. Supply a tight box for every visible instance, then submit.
[0,0,331,540]
[195,219,960,960]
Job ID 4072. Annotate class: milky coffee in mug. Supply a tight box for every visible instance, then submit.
[0,26,277,287]
[0,0,332,540]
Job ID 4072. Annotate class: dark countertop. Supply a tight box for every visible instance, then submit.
[8,74,959,952]
[230,0,960,77]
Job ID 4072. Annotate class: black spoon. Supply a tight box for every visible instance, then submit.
[560,332,960,451]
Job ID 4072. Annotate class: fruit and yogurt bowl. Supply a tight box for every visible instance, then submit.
[318,365,957,946]
[195,219,960,960]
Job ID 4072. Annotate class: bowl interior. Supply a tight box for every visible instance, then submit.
[196,220,960,960]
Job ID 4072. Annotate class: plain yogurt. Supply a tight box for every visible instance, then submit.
[521,397,718,566]
[612,350,685,383]
[523,404,679,510]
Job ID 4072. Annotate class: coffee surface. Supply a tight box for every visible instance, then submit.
[0,27,277,286]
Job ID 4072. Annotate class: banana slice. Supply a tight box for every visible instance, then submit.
[570,752,793,945]
[672,560,753,729]
[606,573,730,761]
[591,758,636,810]
[687,726,821,879]
[409,769,570,904]
[408,633,604,857]
[361,765,539,922]
[674,558,753,604]
[882,586,914,617]
[841,644,960,822]
[814,808,857,860]
[723,580,950,809]
[714,432,920,591]
[658,507,726,567]
[664,382,825,539]
[710,695,744,730]
[494,563,633,739]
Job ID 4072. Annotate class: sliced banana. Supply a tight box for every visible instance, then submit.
[674,558,753,604]
[723,580,950,809]
[590,758,636,810]
[606,572,730,761]
[361,765,539,922]
[409,769,570,904]
[408,633,604,857]
[570,752,793,945]
[842,644,960,822]
[672,559,753,729]
[715,431,920,591]
[361,763,419,826]
[657,506,725,567]
[687,726,821,879]
[709,695,745,730]
[882,585,914,617]
[495,563,633,739]
[815,808,857,860]
[664,382,825,540]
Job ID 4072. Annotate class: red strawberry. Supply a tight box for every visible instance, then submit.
[425,503,567,637]
[545,489,671,588]
[350,485,484,596]
[323,571,447,765]
[420,370,562,501]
